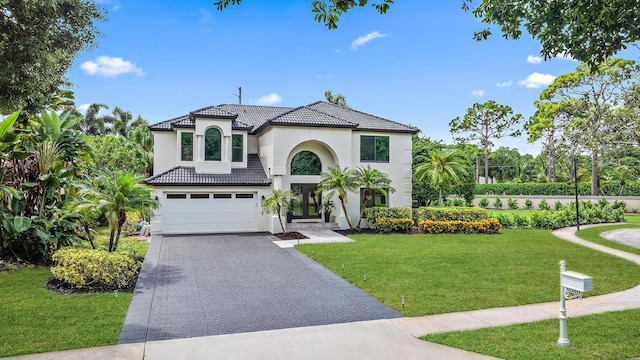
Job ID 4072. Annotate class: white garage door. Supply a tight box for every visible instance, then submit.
[162,192,258,234]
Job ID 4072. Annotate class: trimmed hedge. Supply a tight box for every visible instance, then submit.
[475,181,640,196]
[416,206,488,222]
[372,218,414,233]
[50,249,141,289]
[493,201,625,230]
[418,218,502,234]
[365,206,412,227]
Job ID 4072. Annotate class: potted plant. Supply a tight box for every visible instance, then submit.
[322,198,335,222]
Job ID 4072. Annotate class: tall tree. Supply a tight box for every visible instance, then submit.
[462,0,640,67]
[324,90,349,107]
[530,58,640,195]
[317,166,359,230]
[0,1,105,114]
[104,107,134,137]
[449,100,522,184]
[355,165,394,229]
[414,148,468,206]
[74,103,109,135]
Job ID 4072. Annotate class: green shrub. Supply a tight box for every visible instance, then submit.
[418,218,502,234]
[416,207,488,222]
[478,196,489,208]
[366,207,412,228]
[612,200,627,212]
[524,199,533,210]
[50,249,140,289]
[538,199,551,210]
[493,196,503,209]
[554,200,563,210]
[475,181,640,196]
[372,218,414,233]
[507,198,519,210]
[493,212,515,228]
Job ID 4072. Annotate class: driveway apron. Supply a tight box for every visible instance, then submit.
[118,234,399,343]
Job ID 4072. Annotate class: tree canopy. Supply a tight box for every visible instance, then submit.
[0,1,105,114]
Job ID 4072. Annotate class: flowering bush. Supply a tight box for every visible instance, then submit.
[418,218,501,234]
[372,218,414,233]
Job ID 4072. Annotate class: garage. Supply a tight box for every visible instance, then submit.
[161,192,258,234]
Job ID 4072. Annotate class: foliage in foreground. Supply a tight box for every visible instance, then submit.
[423,309,640,360]
[418,218,501,234]
[296,230,640,316]
[0,268,131,357]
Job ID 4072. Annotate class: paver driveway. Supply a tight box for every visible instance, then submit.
[119,233,400,343]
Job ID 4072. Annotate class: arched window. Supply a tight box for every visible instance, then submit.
[291,151,321,175]
[205,128,221,161]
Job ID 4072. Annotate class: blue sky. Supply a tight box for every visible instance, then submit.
[68,1,636,155]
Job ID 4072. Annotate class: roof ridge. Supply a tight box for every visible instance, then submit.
[311,101,419,132]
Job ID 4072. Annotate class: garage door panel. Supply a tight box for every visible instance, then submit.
[162,193,257,234]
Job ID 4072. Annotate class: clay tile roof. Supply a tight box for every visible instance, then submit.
[143,154,271,186]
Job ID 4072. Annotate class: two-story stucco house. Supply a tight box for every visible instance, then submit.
[145,101,418,235]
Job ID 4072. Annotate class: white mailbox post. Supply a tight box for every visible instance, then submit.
[558,260,593,346]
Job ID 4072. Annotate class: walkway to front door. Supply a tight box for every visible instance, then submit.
[118,233,400,343]
[291,183,321,219]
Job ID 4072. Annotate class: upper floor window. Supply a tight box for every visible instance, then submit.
[181,132,193,161]
[291,151,321,175]
[360,135,389,162]
[232,134,243,162]
[205,128,221,161]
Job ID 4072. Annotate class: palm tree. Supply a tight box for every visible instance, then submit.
[355,165,394,229]
[262,189,297,235]
[414,148,468,206]
[75,103,108,135]
[324,90,349,107]
[104,107,133,137]
[317,166,359,230]
[94,171,158,252]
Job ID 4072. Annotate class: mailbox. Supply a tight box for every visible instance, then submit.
[561,271,593,292]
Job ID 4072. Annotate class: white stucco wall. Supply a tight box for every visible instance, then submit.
[153,131,177,175]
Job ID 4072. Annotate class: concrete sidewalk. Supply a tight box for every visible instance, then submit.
[6,225,640,360]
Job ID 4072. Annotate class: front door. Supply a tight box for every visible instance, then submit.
[291,184,321,219]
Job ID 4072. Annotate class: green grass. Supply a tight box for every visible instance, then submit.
[576,224,640,256]
[0,268,133,357]
[296,229,640,316]
[422,309,640,359]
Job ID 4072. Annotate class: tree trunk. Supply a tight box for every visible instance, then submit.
[591,151,598,196]
[339,195,354,230]
[84,224,95,249]
[484,152,489,184]
[108,230,115,252]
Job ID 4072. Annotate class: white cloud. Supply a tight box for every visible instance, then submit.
[80,56,145,77]
[76,104,90,114]
[527,55,542,64]
[471,89,485,97]
[98,0,120,11]
[351,31,387,50]
[555,51,577,61]
[518,72,556,88]
[256,93,282,105]
[496,81,513,88]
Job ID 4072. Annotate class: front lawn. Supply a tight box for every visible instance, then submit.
[0,268,133,357]
[296,229,640,316]
[422,309,640,359]
[576,224,640,256]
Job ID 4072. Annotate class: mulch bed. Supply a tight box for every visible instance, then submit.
[46,275,138,294]
[273,231,309,240]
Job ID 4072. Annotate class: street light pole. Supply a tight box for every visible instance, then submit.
[573,157,580,231]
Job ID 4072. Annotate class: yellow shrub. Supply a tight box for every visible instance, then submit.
[418,218,502,234]
[50,248,140,289]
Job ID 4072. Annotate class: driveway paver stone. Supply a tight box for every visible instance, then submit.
[118,233,399,343]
